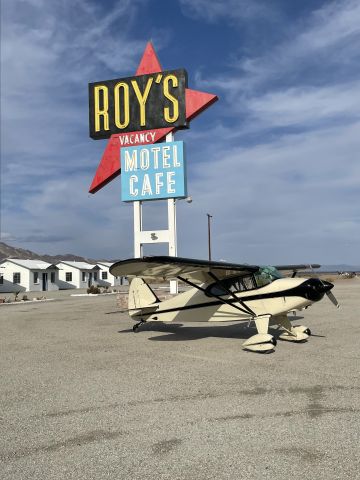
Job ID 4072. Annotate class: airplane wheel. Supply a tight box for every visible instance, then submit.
[294,325,311,336]
[258,348,275,354]
[133,324,139,332]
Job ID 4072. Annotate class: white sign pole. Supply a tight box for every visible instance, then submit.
[166,131,178,294]
[133,200,143,258]
[130,132,179,294]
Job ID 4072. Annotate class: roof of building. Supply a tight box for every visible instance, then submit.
[1,259,58,270]
[57,260,99,270]
[97,262,114,268]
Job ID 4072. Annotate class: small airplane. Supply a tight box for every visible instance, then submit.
[110,256,339,353]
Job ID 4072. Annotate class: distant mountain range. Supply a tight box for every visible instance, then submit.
[317,265,360,272]
[1,242,358,272]
[0,242,112,264]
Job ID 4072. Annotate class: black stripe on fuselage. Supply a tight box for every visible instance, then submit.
[133,282,318,317]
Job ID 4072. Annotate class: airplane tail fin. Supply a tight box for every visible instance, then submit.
[128,277,160,314]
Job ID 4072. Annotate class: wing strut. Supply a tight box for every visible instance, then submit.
[177,275,254,317]
[207,271,256,316]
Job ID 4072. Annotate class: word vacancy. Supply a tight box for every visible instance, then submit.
[121,141,187,202]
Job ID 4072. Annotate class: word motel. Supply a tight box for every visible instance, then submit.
[121,142,187,201]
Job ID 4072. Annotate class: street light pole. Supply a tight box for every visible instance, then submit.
[207,213,212,261]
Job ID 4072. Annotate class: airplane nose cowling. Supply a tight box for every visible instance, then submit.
[319,280,334,293]
[301,279,334,302]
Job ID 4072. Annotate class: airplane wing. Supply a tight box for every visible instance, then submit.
[110,256,259,283]
[274,264,321,278]
[275,264,320,271]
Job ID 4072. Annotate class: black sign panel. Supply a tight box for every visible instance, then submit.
[89,68,188,139]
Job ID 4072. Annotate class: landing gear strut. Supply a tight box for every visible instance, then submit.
[277,317,311,342]
[132,320,145,332]
[242,315,276,353]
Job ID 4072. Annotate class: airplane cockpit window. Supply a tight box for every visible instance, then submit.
[206,274,257,296]
[206,267,283,296]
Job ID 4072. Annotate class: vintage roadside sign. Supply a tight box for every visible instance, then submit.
[89,42,218,194]
[121,141,186,202]
[89,69,188,139]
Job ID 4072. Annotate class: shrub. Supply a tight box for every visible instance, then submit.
[88,285,100,294]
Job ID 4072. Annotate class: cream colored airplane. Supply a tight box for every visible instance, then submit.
[110,256,339,353]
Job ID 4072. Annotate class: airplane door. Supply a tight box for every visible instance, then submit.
[42,273,48,291]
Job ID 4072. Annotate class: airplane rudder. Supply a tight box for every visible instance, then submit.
[128,277,159,310]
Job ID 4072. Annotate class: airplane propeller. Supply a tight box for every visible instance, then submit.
[326,289,340,308]
[319,280,340,308]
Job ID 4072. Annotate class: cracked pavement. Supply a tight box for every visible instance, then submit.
[1,280,359,479]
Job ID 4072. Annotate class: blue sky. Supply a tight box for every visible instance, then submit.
[1,0,360,264]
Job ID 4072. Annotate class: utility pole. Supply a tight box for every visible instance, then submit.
[207,213,212,261]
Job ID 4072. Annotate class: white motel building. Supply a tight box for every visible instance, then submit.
[0,259,127,293]
[0,259,60,293]
[56,261,101,289]
[96,262,127,287]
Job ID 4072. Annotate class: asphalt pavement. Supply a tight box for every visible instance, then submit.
[1,280,359,480]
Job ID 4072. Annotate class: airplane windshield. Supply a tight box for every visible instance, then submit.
[254,266,283,287]
[206,266,283,296]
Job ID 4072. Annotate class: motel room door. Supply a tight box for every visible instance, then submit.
[42,273,48,291]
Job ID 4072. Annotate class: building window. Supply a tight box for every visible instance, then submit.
[51,272,55,283]
[93,272,98,281]
[0,274,3,285]
[34,272,39,284]
[82,272,86,282]
[102,271,108,280]
[13,272,21,284]
[66,272,72,282]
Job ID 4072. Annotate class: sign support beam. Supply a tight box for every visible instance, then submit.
[134,201,143,258]
[166,133,178,294]
[132,132,179,294]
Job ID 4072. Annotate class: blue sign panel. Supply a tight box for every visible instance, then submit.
[121,141,187,202]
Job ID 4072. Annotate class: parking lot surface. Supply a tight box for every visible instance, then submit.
[1,280,359,479]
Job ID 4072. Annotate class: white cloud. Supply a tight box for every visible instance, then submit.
[0,0,150,257]
[1,0,148,158]
[243,82,360,130]
[297,0,360,50]
[196,0,360,96]
[180,121,360,264]
[179,0,274,23]
[1,0,360,265]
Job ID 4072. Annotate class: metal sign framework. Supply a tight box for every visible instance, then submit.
[88,43,218,294]
[133,132,178,293]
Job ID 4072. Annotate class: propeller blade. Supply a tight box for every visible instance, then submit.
[326,290,340,308]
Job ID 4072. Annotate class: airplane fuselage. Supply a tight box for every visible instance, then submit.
[111,256,337,352]
[130,277,328,324]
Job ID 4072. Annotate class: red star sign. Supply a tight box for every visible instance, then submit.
[89,42,218,194]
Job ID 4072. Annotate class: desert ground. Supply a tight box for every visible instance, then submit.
[1,279,359,480]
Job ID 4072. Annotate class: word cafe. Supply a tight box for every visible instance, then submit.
[121,141,186,201]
